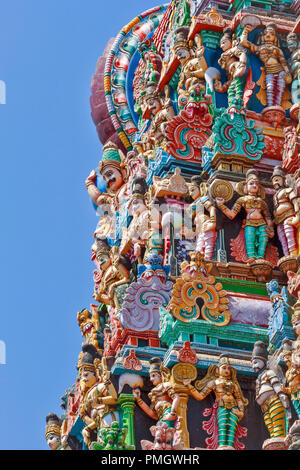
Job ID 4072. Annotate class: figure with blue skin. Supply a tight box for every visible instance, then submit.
[215,169,274,263]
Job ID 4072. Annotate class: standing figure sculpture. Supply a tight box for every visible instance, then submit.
[251,341,291,446]
[133,357,182,448]
[215,169,274,263]
[281,340,300,419]
[271,166,300,258]
[287,32,300,105]
[213,28,247,107]
[173,27,208,99]
[187,175,217,260]
[192,355,248,450]
[241,23,292,109]
[78,345,119,449]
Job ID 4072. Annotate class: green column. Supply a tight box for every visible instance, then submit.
[118,394,136,449]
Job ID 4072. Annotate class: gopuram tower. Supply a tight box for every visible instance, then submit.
[45,0,300,451]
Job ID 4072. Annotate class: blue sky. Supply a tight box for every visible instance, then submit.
[0,0,161,450]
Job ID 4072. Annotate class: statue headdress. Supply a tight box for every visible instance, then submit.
[78,344,102,374]
[45,413,62,439]
[98,141,126,175]
[251,341,268,363]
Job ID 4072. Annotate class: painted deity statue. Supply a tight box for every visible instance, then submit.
[133,357,181,448]
[191,355,248,450]
[120,177,161,263]
[287,32,300,105]
[251,341,291,440]
[241,23,292,109]
[85,141,128,206]
[271,166,300,258]
[215,169,274,263]
[281,339,300,419]
[187,175,217,260]
[92,239,130,308]
[142,84,175,151]
[173,26,208,99]
[78,345,119,448]
[45,414,70,450]
[213,28,247,107]
[77,308,101,350]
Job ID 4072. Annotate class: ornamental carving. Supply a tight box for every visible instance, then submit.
[167,252,231,326]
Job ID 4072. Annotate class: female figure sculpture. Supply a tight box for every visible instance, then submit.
[215,170,274,263]
[241,23,292,109]
[192,355,248,449]
[133,357,180,428]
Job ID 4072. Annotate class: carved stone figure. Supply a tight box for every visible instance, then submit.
[78,345,119,448]
[285,420,300,450]
[133,358,180,428]
[173,26,208,98]
[77,308,102,350]
[271,166,300,258]
[85,141,128,201]
[187,175,217,260]
[120,177,161,263]
[45,414,70,450]
[213,28,247,107]
[92,239,130,308]
[241,23,292,109]
[192,355,248,450]
[141,85,175,150]
[287,32,300,106]
[215,170,274,263]
[281,339,300,419]
[251,341,291,444]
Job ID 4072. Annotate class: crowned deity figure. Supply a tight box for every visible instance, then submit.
[241,23,292,109]
[187,175,217,260]
[45,414,70,450]
[215,170,274,263]
[251,341,291,442]
[85,141,128,204]
[190,355,248,450]
[287,32,300,106]
[213,28,247,107]
[271,166,300,258]
[92,239,130,307]
[133,357,180,429]
[173,26,208,99]
[120,177,161,263]
[78,345,119,448]
[280,340,300,420]
[141,84,175,151]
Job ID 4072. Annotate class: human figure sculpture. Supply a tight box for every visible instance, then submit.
[213,28,247,107]
[77,308,101,350]
[85,141,128,201]
[173,26,208,99]
[215,169,274,263]
[251,341,291,441]
[141,85,175,150]
[92,239,130,306]
[120,177,161,263]
[45,413,70,450]
[133,357,183,449]
[241,23,292,109]
[191,355,248,450]
[287,32,300,105]
[271,166,300,258]
[78,345,119,448]
[133,357,180,426]
[281,339,300,419]
[187,175,217,260]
